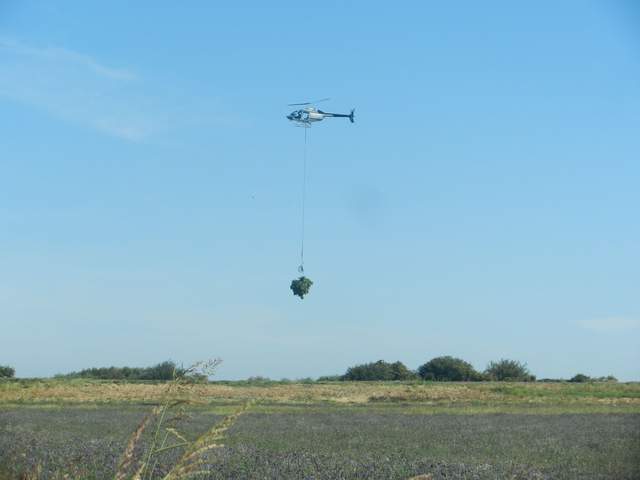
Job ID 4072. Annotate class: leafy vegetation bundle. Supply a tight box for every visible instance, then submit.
[290,276,313,299]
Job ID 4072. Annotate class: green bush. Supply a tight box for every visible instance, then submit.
[569,373,590,383]
[141,360,178,380]
[246,376,273,384]
[342,360,417,381]
[417,356,482,381]
[485,359,535,381]
[317,375,343,382]
[297,377,315,384]
[0,365,15,378]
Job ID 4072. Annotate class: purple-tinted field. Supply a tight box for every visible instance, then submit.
[1,406,639,479]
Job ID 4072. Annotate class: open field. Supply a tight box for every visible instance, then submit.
[1,381,639,479]
[2,379,640,411]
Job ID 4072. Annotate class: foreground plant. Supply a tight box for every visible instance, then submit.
[114,359,249,480]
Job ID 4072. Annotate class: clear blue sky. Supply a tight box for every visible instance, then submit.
[1,1,639,380]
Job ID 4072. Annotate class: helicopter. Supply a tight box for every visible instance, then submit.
[286,98,355,127]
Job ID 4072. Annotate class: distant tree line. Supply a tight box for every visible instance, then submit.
[333,357,535,382]
[1,359,619,383]
[57,361,207,382]
[332,357,621,382]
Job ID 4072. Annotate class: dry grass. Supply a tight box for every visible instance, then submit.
[107,360,251,480]
[115,406,160,480]
[1,379,639,410]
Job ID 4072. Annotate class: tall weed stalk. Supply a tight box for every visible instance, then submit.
[114,359,249,480]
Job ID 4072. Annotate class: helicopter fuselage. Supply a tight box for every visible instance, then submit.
[287,106,354,126]
[287,107,324,125]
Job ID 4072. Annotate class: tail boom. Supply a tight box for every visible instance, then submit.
[318,109,355,123]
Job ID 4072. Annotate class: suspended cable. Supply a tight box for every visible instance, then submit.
[299,126,309,273]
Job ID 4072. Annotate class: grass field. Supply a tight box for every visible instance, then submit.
[1,380,639,479]
[3,378,640,410]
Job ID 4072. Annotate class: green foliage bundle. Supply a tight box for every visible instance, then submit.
[59,361,207,382]
[417,356,483,381]
[342,360,417,381]
[0,365,15,378]
[484,359,535,381]
[290,276,313,299]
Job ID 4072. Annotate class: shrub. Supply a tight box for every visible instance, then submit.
[417,356,482,381]
[389,361,417,380]
[342,360,417,381]
[569,373,590,383]
[0,365,15,378]
[540,375,616,383]
[485,359,535,381]
[296,377,315,384]
[317,375,343,382]
[141,360,179,381]
[246,376,273,384]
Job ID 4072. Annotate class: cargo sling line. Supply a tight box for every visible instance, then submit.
[299,126,309,273]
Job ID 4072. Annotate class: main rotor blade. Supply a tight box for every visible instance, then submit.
[288,97,330,106]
